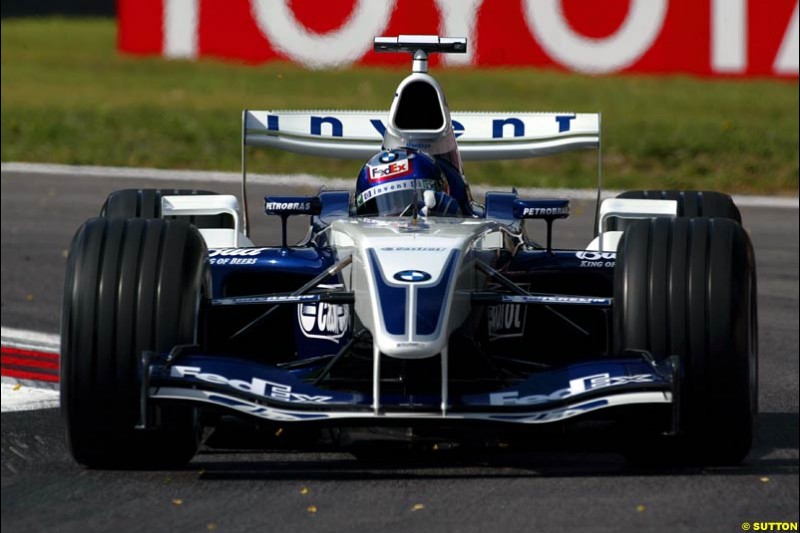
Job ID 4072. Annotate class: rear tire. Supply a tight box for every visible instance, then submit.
[100,189,233,229]
[61,217,207,468]
[614,217,757,465]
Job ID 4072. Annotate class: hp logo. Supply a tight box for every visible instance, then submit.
[393,270,431,283]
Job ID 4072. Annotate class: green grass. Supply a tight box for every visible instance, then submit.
[2,18,798,194]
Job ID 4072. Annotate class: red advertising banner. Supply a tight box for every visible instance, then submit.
[118,0,798,78]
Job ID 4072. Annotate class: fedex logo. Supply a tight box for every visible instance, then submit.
[490,373,656,406]
[369,159,411,182]
[170,365,333,404]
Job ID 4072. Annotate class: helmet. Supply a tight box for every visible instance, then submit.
[355,149,461,217]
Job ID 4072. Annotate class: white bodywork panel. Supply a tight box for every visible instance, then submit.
[586,231,624,252]
[198,229,254,249]
[588,198,678,252]
[161,195,253,248]
[330,217,500,359]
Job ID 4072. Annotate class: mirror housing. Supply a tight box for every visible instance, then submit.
[512,199,570,220]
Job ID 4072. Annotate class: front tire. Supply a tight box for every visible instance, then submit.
[618,190,741,221]
[100,188,233,228]
[61,218,207,468]
[607,190,742,232]
[614,217,757,465]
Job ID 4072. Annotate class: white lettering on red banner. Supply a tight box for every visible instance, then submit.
[118,0,798,78]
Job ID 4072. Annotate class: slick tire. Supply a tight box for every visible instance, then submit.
[100,188,234,228]
[607,190,741,231]
[614,217,757,465]
[61,217,207,468]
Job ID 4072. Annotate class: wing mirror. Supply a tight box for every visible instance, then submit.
[512,199,570,253]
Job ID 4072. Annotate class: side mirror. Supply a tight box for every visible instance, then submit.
[512,198,570,252]
[512,199,570,220]
[264,196,322,248]
[264,196,322,217]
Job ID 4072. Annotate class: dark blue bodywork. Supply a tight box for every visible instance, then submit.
[141,188,671,430]
[205,189,616,362]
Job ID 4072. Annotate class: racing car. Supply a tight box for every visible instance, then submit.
[61,36,757,468]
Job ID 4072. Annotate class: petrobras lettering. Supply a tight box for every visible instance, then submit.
[369,159,410,181]
[298,301,350,342]
[489,372,655,406]
[170,366,333,404]
[209,248,268,257]
[522,206,569,217]
[265,201,311,211]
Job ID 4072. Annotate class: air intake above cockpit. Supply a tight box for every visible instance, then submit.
[393,80,445,131]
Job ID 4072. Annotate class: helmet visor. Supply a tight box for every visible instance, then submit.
[355,179,439,217]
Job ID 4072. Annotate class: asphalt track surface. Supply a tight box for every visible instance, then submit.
[2,170,798,532]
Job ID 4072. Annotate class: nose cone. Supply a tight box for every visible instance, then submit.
[367,247,461,359]
[330,217,496,360]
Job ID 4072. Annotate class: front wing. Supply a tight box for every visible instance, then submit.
[143,351,676,427]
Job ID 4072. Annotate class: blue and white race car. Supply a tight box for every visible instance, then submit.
[61,36,757,468]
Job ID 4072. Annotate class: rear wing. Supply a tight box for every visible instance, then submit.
[240,109,601,236]
[243,110,600,161]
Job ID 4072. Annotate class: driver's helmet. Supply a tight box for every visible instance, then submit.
[355,149,461,217]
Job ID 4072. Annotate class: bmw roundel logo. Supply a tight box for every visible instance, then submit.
[394,270,431,283]
[379,151,398,163]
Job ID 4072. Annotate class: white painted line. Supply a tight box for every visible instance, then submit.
[1,376,59,391]
[3,162,797,209]
[1,382,59,412]
[0,161,352,190]
[1,326,60,353]
[1,328,60,400]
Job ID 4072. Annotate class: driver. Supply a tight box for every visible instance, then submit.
[355,149,462,217]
